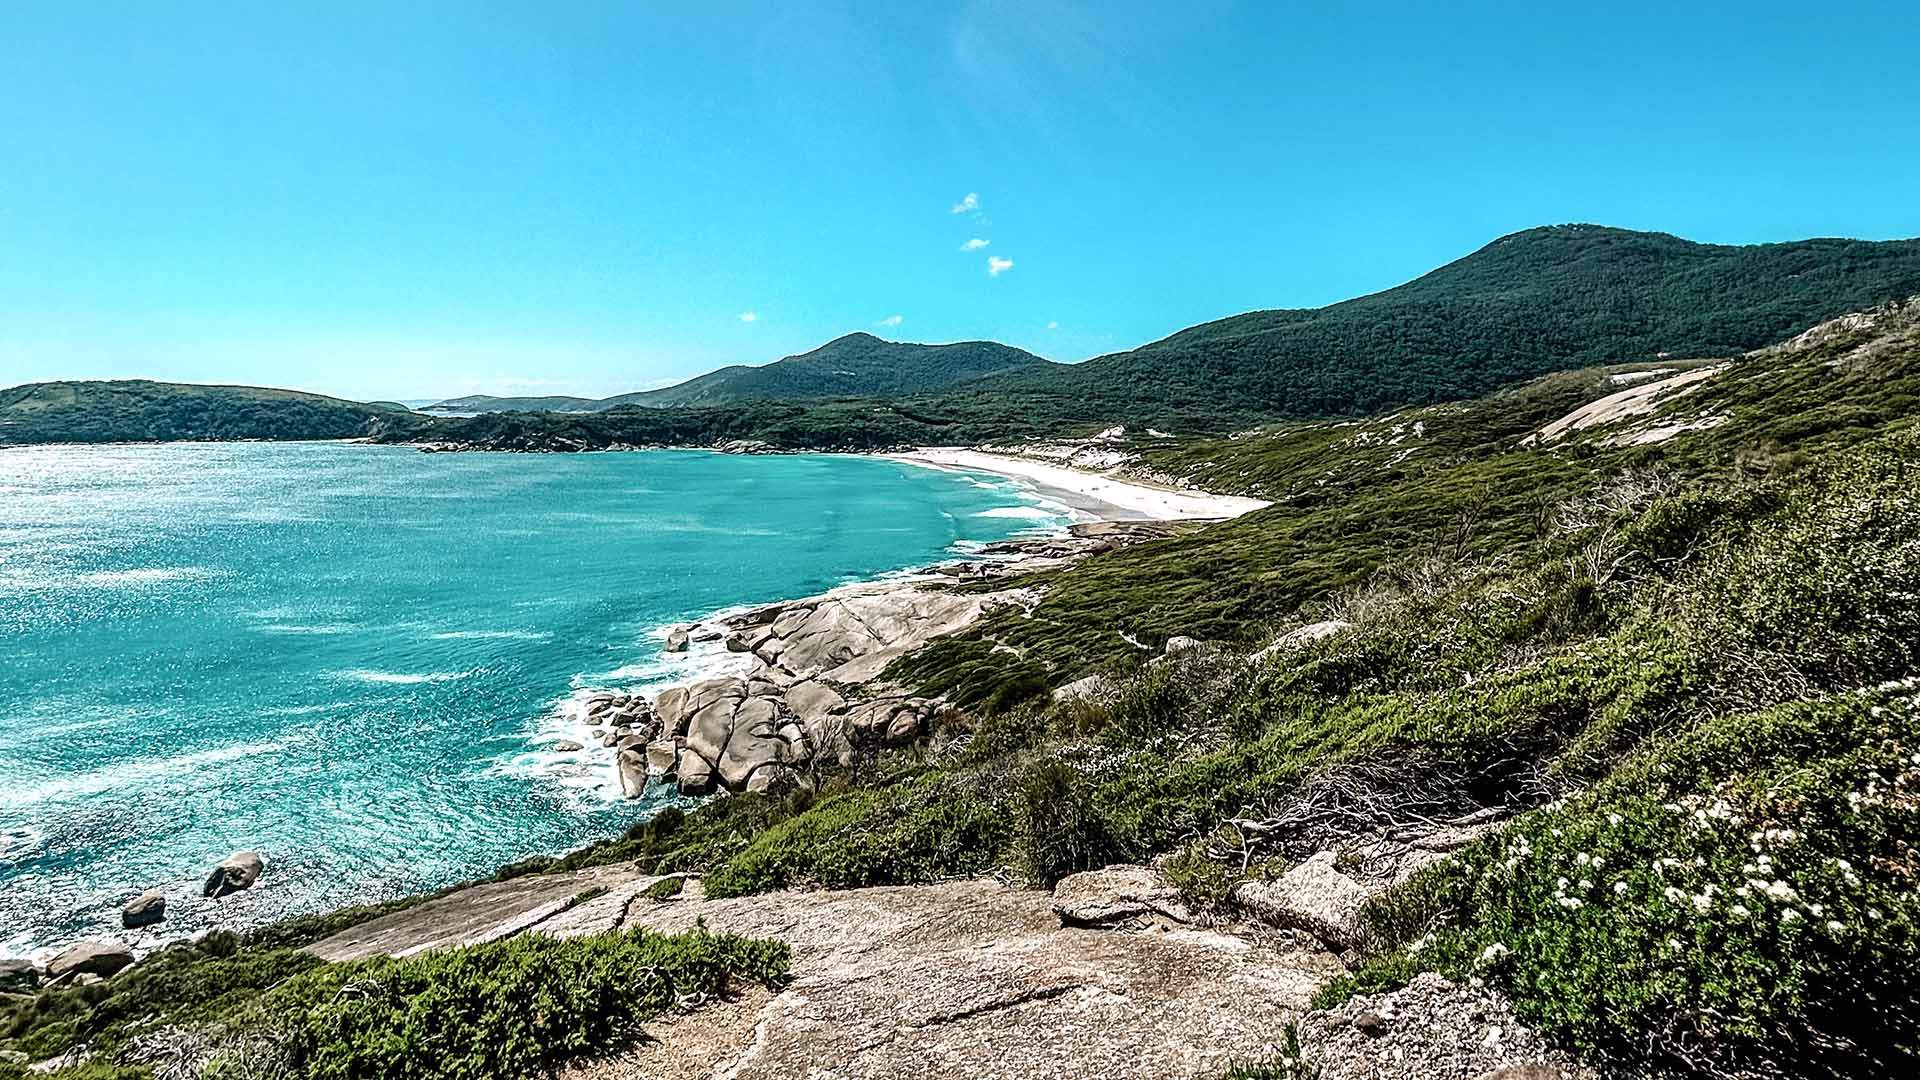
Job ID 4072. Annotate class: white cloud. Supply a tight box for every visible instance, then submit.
[950,192,980,214]
[960,237,990,251]
[987,256,1014,277]
[1046,321,1059,330]
[737,311,758,323]
[876,314,903,328]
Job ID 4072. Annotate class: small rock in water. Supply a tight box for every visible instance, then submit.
[204,850,265,898]
[664,628,690,652]
[551,740,584,753]
[121,889,167,929]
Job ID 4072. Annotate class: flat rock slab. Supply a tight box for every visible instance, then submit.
[304,864,652,962]
[588,878,1344,1080]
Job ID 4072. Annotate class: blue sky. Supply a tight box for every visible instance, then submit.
[2,1,1917,401]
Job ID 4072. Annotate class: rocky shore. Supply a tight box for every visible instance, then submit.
[566,520,1188,799]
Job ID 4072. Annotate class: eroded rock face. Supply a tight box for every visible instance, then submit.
[203,851,264,898]
[46,940,135,981]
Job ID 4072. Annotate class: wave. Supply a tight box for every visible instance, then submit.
[331,669,477,685]
[0,566,218,593]
[971,506,1059,520]
[260,623,355,635]
[430,630,553,642]
[0,740,288,809]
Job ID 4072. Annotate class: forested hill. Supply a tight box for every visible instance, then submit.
[949,224,1920,429]
[415,334,1058,416]
[605,333,1056,408]
[0,380,424,446]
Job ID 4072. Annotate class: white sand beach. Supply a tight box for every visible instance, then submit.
[887,448,1270,522]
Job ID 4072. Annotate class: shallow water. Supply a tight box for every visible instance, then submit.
[0,443,1066,954]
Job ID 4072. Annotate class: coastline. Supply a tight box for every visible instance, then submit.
[883,447,1270,522]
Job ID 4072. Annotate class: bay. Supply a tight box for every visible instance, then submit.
[0,442,1066,953]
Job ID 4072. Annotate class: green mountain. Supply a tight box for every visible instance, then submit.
[951,224,1920,430]
[415,334,1057,416]
[0,380,422,446]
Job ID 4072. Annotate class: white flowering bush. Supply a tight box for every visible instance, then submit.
[1335,687,1920,1077]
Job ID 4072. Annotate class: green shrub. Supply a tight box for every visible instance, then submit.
[245,927,788,1080]
[704,770,1014,897]
[1338,688,1920,1077]
[1015,755,1128,885]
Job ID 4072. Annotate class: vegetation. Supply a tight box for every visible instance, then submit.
[11,246,1920,1078]
[0,921,786,1080]
[0,381,423,446]
[403,298,1917,1078]
[608,332,1054,408]
[962,224,1920,428]
[234,927,785,1080]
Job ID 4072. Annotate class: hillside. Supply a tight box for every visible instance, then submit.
[952,224,1920,430]
[13,300,1918,1080]
[416,394,601,414]
[416,334,1057,416]
[0,380,425,446]
[608,333,1055,408]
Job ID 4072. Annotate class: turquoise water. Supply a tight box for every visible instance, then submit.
[0,443,1066,954]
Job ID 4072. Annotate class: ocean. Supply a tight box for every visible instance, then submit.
[0,442,1068,955]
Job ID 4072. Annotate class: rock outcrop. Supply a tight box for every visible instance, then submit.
[203,851,265,898]
[306,871,1344,1080]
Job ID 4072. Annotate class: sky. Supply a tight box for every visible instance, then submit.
[2,1,1918,402]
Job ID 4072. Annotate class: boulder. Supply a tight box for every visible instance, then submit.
[685,692,743,764]
[885,705,924,745]
[1163,635,1204,655]
[617,748,649,800]
[203,850,265,898]
[655,686,691,734]
[551,740,584,753]
[645,738,679,777]
[121,890,167,930]
[1232,850,1369,950]
[676,748,717,795]
[1051,865,1192,927]
[743,763,795,794]
[717,698,785,789]
[784,681,846,725]
[0,958,39,993]
[1253,620,1353,663]
[1052,674,1111,704]
[664,628,690,653]
[725,627,773,654]
[45,940,135,981]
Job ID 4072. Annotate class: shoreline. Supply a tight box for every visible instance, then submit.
[883,447,1270,522]
[5,444,1248,963]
